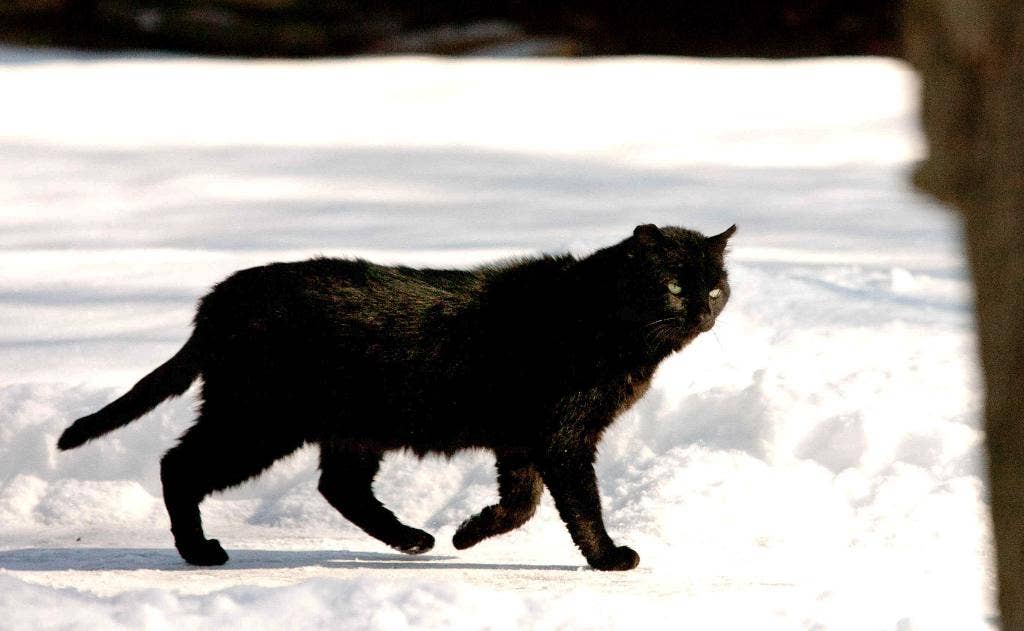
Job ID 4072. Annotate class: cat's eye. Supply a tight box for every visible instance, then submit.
[709,288,722,299]
[667,281,682,295]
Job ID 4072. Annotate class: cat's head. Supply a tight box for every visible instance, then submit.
[617,223,736,349]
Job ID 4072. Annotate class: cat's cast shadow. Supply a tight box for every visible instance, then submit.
[0,548,581,572]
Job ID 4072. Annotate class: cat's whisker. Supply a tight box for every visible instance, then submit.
[711,330,725,352]
[647,329,665,353]
[644,316,683,328]
[645,321,678,354]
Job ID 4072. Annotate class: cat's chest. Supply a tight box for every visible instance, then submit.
[553,366,655,430]
[606,369,654,416]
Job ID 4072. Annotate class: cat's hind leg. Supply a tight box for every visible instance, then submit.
[452,452,542,550]
[318,444,434,554]
[161,418,303,566]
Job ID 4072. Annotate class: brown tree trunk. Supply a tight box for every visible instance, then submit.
[904,1,1024,628]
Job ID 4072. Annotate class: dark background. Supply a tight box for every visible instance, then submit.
[3,0,899,58]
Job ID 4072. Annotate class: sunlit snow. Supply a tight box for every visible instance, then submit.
[0,47,993,629]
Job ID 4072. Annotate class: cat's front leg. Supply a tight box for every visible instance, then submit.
[538,449,639,571]
[453,452,542,550]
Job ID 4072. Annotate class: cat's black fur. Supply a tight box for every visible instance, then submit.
[57,223,736,571]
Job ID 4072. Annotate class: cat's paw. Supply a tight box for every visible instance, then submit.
[177,538,229,566]
[452,518,486,550]
[587,545,640,571]
[392,528,435,555]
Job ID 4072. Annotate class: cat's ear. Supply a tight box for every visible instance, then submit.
[705,224,737,257]
[632,224,664,247]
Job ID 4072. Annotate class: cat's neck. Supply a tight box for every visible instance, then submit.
[550,248,680,367]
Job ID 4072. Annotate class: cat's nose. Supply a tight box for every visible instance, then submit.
[698,313,716,332]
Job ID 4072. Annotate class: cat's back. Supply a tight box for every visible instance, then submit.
[195,257,478,334]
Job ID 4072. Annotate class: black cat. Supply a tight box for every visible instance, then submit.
[58,223,735,571]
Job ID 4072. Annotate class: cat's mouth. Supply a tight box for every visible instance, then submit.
[697,311,718,332]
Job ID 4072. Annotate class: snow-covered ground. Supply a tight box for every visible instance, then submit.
[0,48,993,629]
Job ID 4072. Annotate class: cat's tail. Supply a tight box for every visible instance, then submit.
[57,334,202,450]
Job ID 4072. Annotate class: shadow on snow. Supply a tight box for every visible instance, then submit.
[0,547,582,572]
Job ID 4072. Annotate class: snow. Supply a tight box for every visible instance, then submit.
[0,47,994,629]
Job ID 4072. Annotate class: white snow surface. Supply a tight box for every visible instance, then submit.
[0,48,993,629]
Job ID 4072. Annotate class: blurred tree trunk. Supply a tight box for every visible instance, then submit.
[904,1,1024,628]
